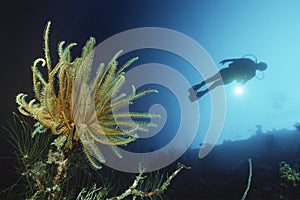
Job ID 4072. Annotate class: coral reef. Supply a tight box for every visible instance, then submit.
[2,113,187,199]
[279,161,300,187]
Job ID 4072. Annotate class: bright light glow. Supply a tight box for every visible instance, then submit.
[234,86,243,95]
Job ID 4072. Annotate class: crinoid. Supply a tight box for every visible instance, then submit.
[16,22,159,169]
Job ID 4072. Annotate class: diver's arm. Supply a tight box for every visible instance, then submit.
[219,58,240,65]
[219,58,252,65]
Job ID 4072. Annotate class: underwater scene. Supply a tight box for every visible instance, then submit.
[1,1,300,199]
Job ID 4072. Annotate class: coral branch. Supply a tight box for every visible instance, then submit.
[108,163,190,200]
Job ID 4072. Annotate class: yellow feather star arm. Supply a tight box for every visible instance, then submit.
[15,22,160,168]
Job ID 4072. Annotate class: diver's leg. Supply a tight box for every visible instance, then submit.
[191,81,205,91]
[195,89,209,100]
[205,72,221,84]
[189,88,209,102]
[189,82,205,101]
[191,72,221,91]
[190,79,224,102]
[208,79,223,90]
[197,80,222,99]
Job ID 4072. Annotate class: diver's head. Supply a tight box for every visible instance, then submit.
[257,62,267,71]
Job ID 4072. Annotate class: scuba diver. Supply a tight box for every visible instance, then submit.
[189,57,267,102]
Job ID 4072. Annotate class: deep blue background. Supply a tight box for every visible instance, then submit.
[1,0,300,191]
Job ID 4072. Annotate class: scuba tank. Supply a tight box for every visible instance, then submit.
[242,54,265,80]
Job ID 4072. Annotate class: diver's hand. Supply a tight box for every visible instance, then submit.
[219,60,227,65]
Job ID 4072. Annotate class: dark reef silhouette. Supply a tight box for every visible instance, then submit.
[164,128,300,199]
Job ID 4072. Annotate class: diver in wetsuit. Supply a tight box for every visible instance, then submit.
[189,57,267,102]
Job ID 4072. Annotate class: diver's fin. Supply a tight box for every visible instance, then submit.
[189,90,197,102]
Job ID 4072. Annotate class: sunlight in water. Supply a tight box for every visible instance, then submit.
[234,86,243,95]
